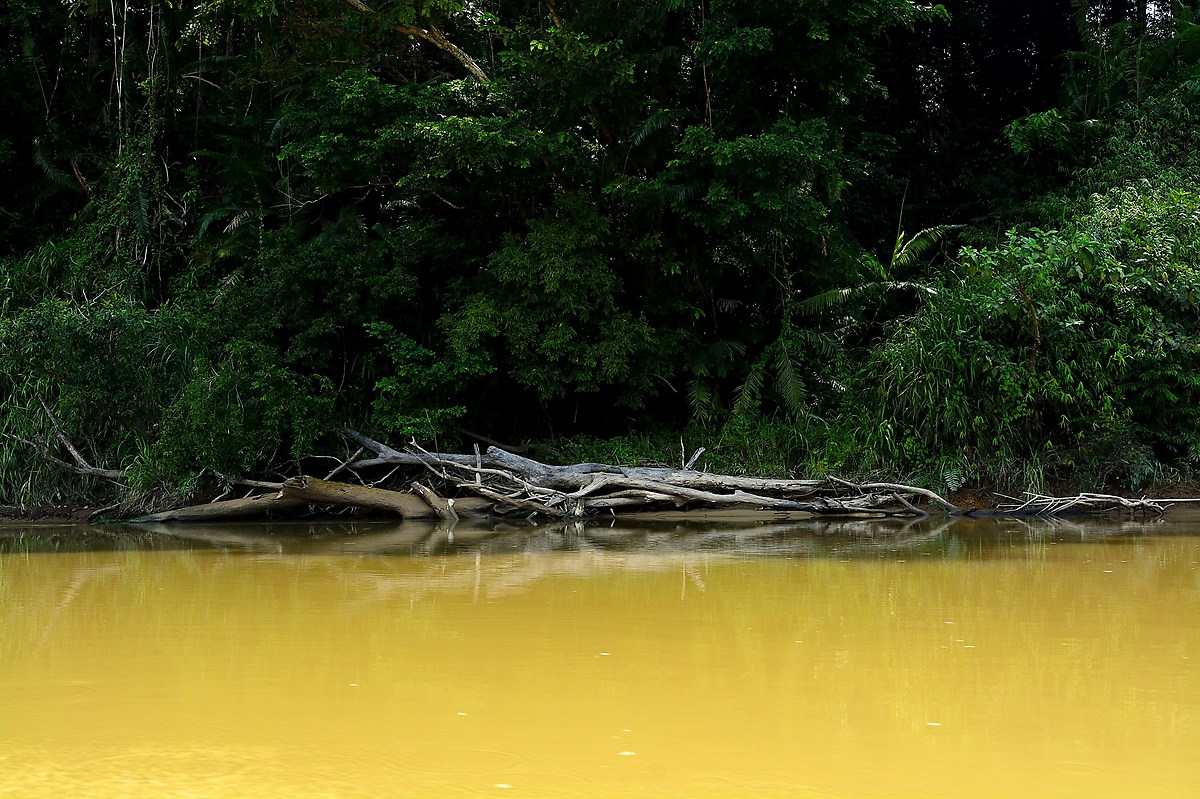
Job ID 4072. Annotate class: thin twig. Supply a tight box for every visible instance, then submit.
[324,446,364,481]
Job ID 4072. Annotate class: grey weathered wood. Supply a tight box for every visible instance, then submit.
[338,428,960,517]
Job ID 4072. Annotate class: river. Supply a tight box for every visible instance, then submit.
[1,516,1197,798]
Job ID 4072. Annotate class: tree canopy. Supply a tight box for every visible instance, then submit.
[2,0,1199,503]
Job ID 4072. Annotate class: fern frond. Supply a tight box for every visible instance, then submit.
[771,340,807,419]
[937,457,966,493]
[732,359,766,418]
[688,378,716,424]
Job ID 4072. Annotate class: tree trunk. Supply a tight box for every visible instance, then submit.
[130,493,306,522]
[280,476,437,518]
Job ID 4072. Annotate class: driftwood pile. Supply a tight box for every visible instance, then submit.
[133,428,965,522]
[8,406,1181,522]
[125,428,1179,523]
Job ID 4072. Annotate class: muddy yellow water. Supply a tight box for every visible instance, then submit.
[1,522,1197,798]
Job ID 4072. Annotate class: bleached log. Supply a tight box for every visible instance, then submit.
[130,492,306,522]
[483,448,833,495]
[280,475,438,518]
[130,432,965,523]
[344,428,478,470]
[344,429,830,496]
[339,429,963,517]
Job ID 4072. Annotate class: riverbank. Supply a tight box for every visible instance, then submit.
[8,478,1200,526]
[0,505,109,523]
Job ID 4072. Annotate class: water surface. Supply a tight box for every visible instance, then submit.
[1,517,1197,797]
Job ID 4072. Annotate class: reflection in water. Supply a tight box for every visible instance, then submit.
[4,513,1180,557]
[1,519,1197,798]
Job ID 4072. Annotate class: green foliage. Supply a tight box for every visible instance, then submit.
[0,294,186,502]
[365,321,487,437]
[536,418,802,479]
[858,181,1200,487]
[1004,109,1072,156]
[444,197,665,405]
[729,321,836,424]
[150,340,334,481]
[5,0,1200,505]
[1065,5,1200,119]
[799,225,952,320]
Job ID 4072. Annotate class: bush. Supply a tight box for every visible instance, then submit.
[855,181,1200,487]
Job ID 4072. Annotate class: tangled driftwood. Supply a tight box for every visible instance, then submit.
[994,491,1167,517]
[131,428,964,522]
[12,413,1184,522]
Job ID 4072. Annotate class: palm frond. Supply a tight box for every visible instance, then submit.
[792,328,841,360]
[799,280,937,316]
[771,340,807,419]
[267,115,287,146]
[196,207,231,238]
[629,108,681,148]
[892,225,960,270]
[711,338,747,360]
[32,139,75,190]
[664,180,703,204]
[136,188,152,235]
[732,359,766,418]
[688,378,716,424]
[798,287,855,315]
[223,210,253,234]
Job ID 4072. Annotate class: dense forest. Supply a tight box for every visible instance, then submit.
[3,0,1200,507]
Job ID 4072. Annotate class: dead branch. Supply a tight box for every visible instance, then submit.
[338,0,491,82]
[830,477,962,514]
[8,399,128,482]
[214,472,284,491]
[134,428,1179,523]
[323,446,365,481]
[329,429,959,520]
[995,492,1165,517]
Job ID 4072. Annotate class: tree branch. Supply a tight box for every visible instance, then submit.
[339,0,491,82]
[12,398,129,482]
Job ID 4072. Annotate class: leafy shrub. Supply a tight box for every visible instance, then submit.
[856,181,1200,486]
[0,294,187,502]
[149,340,334,481]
